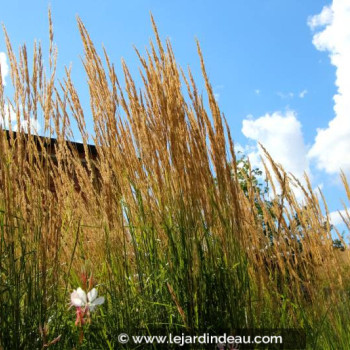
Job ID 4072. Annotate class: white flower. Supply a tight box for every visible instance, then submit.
[70,287,104,312]
[87,288,105,312]
[71,287,87,307]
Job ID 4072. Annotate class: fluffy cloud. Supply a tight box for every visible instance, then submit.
[329,208,349,226]
[242,111,310,180]
[308,5,333,29]
[0,104,40,134]
[308,0,350,174]
[0,104,16,128]
[12,119,41,134]
[0,52,9,86]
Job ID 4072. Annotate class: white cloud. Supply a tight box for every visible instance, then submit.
[12,119,41,134]
[1,104,40,134]
[299,89,308,98]
[242,110,310,180]
[308,0,350,174]
[214,85,224,102]
[277,90,308,99]
[308,5,333,29]
[255,89,260,95]
[0,104,16,128]
[0,52,9,86]
[329,208,349,226]
[277,91,294,99]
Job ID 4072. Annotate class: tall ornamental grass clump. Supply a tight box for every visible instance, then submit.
[0,12,350,349]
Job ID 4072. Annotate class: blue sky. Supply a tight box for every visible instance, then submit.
[0,0,349,231]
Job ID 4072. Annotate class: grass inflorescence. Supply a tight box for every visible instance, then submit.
[0,12,350,349]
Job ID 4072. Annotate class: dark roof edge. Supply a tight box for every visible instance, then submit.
[2,129,98,157]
